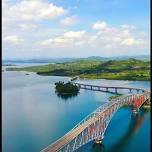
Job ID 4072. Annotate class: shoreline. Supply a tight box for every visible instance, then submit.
[5,58,150,82]
[4,70,150,82]
[36,72,150,81]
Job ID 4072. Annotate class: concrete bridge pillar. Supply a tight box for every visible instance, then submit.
[132,107,139,115]
[78,84,81,89]
[106,88,108,92]
[115,88,118,94]
[94,136,104,144]
[129,89,132,93]
[142,90,145,93]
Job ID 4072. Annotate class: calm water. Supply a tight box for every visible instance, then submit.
[2,71,150,152]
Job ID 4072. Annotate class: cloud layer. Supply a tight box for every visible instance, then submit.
[2,0,150,58]
[3,0,66,22]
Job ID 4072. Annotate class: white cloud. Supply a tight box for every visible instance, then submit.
[41,21,149,53]
[2,0,150,59]
[3,0,66,22]
[120,24,136,30]
[93,21,107,30]
[63,31,85,38]
[90,21,147,49]
[120,38,136,46]
[19,23,38,31]
[41,31,86,48]
[3,35,24,45]
[60,16,78,26]
[2,0,68,57]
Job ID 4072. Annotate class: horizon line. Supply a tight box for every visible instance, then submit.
[2,54,150,61]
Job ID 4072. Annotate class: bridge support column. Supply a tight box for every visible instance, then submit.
[129,89,132,93]
[136,89,140,94]
[94,133,104,144]
[77,84,81,89]
[115,88,118,94]
[94,137,103,144]
[132,107,139,114]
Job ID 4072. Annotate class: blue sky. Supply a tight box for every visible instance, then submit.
[2,0,150,59]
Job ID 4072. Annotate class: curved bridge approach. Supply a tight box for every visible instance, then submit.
[41,84,150,152]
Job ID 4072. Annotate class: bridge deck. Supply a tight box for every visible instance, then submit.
[41,98,123,152]
[73,83,145,91]
[42,116,99,152]
[41,82,150,152]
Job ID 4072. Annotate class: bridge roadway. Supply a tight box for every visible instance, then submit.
[42,116,97,152]
[41,83,150,152]
[73,82,146,92]
[41,102,112,152]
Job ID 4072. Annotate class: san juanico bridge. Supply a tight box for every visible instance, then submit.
[41,81,151,152]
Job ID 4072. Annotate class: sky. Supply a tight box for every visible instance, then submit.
[2,0,150,59]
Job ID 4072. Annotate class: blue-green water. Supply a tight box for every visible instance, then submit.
[2,71,150,152]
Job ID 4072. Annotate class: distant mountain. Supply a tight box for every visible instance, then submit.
[87,55,150,61]
[109,55,150,61]
[2,55,150,64]
[2,58,76,64]
[85,56,108,61]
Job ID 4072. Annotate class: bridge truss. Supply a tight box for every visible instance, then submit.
[41,84,150,152]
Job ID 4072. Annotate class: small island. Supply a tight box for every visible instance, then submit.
[55,81,80,98]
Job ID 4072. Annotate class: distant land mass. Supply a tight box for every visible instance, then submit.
[6,58,150,81]
[2,55,150,64]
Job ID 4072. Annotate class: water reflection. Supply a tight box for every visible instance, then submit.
[2,71,150,152]
[90,108,148,152]
[56,92,79,101]
[91,143,105,152]
[107,108,148,152]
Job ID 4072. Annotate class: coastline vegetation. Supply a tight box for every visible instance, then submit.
[109,94,123,100]
[6,58,150,81]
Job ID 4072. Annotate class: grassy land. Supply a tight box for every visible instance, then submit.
[80,70,150,81]
[109,94,123,100]
[6,58,150,81]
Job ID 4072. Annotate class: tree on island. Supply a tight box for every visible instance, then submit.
[55,81,80,97]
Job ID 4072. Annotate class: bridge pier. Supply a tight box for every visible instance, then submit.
[94,136,103,144]
[132,107,139,115]
[142,90,145,93]
[115,88,118,94]
[129,89,132,93]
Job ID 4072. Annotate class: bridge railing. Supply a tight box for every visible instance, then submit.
[73,82,147,92]
[72,93,136,130]
[41,94,133,152]
[41,87,150,152]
